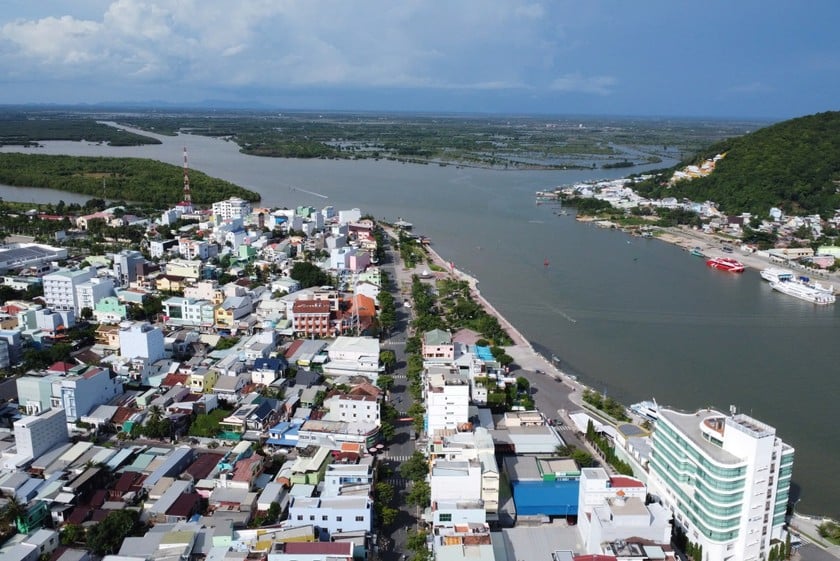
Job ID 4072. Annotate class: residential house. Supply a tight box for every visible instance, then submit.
[292,300,332,338]
[287,496,372,539]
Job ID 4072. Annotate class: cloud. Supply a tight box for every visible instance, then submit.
[550,73,616,95]
[0,0,576,93]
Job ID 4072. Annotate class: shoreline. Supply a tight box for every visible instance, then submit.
[409,231,839,527]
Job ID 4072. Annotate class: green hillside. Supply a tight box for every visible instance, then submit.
[635,111,840,217]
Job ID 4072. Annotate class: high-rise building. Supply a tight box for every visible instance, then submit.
[43,268,95,312]
[113,250,145,288]
[14,408,69,460]
[648,408,794,561]
[212,197,251,221]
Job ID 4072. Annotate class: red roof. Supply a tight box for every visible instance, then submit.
[609,476,644,488]
[48,361,76,373]
[185,453,224,481]
[292,299,331,314]
[161,373,189,388]
[284,339,304,358]
[167,492,203,517]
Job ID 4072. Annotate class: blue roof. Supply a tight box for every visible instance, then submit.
[254,357,287,371]
[511,479,579,516]
[475,345,494,361]
[267,421,300,447]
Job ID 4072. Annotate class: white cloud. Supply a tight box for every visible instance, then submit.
[0,0,598,97]
[550,73,616,95]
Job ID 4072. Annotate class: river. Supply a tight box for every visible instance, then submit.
[2,128,838,518]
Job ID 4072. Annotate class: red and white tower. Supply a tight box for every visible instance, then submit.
[181,146,193,212]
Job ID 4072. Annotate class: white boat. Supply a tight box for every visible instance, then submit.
[760,267,795,283]
[770,280,835,305]
[630,399,659,422]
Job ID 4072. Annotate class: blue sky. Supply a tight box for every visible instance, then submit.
[1,0,838,119]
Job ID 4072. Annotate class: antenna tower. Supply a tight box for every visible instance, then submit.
[182,146,192,206]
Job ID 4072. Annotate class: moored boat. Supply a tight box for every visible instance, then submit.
[690,247,706,258]
[630,399,659,422]
[706,256,745,273]
[760,267,795,283]
[770,280,836,305]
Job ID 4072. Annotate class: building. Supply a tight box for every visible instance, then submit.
[423,329,456,362]
[577,468,671,554]
[93,296,128,323]
[75,277,115,315]
[430,459,482,505]
[14,408,69,460]
[51,367,123,422]
[165,259,202,281]
[112,250,145,287]
[119,322,166,363]
[292,300,332,338]
[178,238,217,261]
[162,297,216,328]
[43,268,95,312]
[287,495,371,539]
[213,197,252,221]
[503,455,580,517]
[648,408,795,561]
[323,394,380,425]
[322,336,381,381]
[0,243,67,274]
[425,368,470,436]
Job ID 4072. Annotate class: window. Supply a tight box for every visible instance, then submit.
[297,515,303,520]
[336,516,343,521]
[322,515,328,521]
[439,513,452,522]
[355,515,364,522]
[310,515,315,521]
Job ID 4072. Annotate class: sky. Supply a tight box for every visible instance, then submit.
[0,0,838,119]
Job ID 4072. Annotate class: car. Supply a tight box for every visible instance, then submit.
[535,369,544,374]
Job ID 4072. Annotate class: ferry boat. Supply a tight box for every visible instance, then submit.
[760,267,795,283]
[690,247,706,258]
[630,399,659,422]
[770,280,836,305]
[706,256,745,273]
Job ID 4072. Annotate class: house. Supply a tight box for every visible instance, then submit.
[322,336,380,382]
[287,495,372,539]
[288,446,333,485]
[215,295,253,328]
[323,394,380,425]
[292,300,332,338]
[213,373,250,403]
[252,357,287,386]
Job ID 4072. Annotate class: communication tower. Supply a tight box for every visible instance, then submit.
[182,146,192,209]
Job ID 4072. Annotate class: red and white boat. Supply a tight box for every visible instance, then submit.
[706,256,745,273]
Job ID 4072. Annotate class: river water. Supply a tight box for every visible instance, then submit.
[2,129,838,518]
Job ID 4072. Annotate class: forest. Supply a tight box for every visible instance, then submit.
[633,111,840,217]
[0,153,260,205]
[0,116,160,146]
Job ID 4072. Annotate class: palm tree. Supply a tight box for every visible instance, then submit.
[1,493,26,533]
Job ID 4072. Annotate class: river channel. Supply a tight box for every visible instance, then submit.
[2,128,838,518]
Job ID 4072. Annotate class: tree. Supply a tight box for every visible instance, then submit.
[407,480,431,508]
[80,307,94,320]
[379,350,396,374]
[290,261,332,288]
[399,451,429,481]
[61,523,85,545]
[571,449,596,467]
[86,509,142,555]
[376,373,394,392]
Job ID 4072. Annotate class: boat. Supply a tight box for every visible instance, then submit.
[706,257,745,273]
[770,280,836,305]
[760,267,795,283]
[630,399,659,422]
[690,247,706,258]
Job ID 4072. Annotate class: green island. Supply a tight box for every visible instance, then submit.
[0,153,260,205]
[0,116,161,146]
[633,110,840,216]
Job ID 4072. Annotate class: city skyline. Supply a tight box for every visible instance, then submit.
[1,0,839,119]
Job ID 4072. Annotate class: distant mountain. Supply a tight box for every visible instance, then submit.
[637,111,840,217]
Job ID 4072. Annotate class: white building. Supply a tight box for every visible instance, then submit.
[430,459,482,504]
[288,495,371,538]
[162,297,216,327]
[51,367,123,422]
[648,408,795,561]
[323,395,380,425]
[43,268,95,312]
[213,197,252,221]
[322,336,381,382]
[178,238,217,261]
[119,321,166,363]
[337,208,362,225]
[425,368,470,436]
[75,276,115,315]
[13,408,68,460]
[577,468,670,554]
[322,462,374,497]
